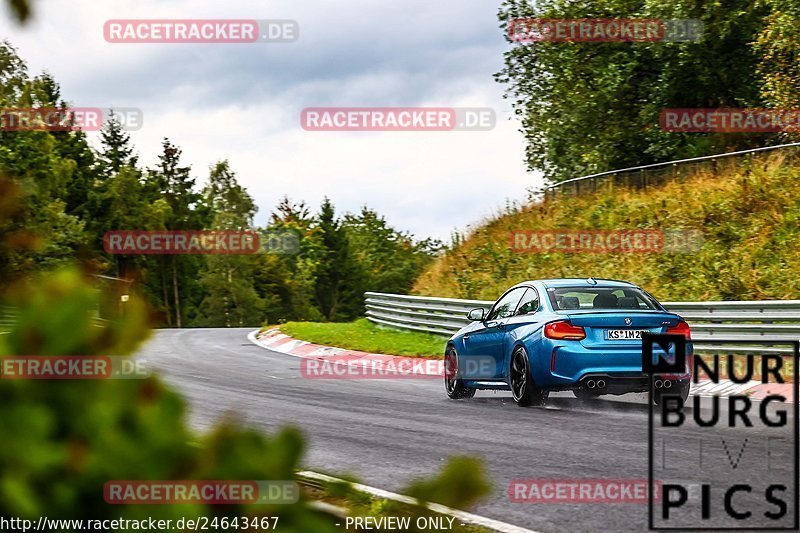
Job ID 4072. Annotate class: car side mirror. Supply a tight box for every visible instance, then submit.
[467,308,485,321]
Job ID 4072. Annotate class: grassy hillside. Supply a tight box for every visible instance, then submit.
[413,151,800,302]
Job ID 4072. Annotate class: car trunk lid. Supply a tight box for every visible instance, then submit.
[559,311,682,346]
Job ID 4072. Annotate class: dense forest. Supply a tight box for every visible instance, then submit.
[498,0,800,183]
[0,41,440,327]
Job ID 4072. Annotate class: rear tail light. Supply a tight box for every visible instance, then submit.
[544,320,586,340]
[666,320,691,339]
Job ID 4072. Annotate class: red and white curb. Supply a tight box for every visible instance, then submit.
[247,328,443,378]
[689,379,794,402]
[248,329,794,400]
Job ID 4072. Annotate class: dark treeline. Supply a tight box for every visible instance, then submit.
[0,41,440,327]
[497,0,800,183]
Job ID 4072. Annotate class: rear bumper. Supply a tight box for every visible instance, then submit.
[574,372,690,395]
[577,373,649,394]
[534,341,692,392]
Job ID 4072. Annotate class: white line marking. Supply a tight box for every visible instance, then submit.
[297,470,540,533]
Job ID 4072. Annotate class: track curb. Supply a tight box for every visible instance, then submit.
[248,329,794,401]
[248,328,443,378]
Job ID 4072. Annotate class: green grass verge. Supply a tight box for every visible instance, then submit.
[279,318,446,358]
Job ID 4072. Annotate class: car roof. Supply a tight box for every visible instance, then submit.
[512,278,639,289]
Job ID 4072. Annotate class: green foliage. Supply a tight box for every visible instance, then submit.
[0,40,436,329]
[313,198,364,321]
[0,44,88,284]
[497,0,784,183]
[753,0,800,118]
[404,456,492,510]
[0,267,334,531]
[414,151,800,301]
[0,228,487,530]
[260,199,437,324]
[279,318,446,357]
[0,13,493,529]
[195,161,265,327]
[97,112,138,177]
[343,208,441,295]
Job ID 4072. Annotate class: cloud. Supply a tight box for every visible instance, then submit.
[0,0,542,240]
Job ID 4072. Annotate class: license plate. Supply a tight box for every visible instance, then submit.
[605,329,648,340]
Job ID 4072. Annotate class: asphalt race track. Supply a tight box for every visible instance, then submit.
[135,329,797,532]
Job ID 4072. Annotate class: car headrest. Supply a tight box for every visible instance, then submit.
[560,296,580,310]
[618,296,638,309]
[518,300,537,315]
[593,293,618,308]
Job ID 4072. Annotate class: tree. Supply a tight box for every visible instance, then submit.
[146,139,208,327]
[496,0,774,183]
[26,73,101,220]
[0,39,440,328]
[343,207,439,294]
[256,197,323,322]
[102,166,170,278]
[753,0,800,138]
[196,161,264,327]
[271,196,312,226]
[0,40,26,102]
[0,45,88,282]
[313,198,363,321]
[97,111,138,177]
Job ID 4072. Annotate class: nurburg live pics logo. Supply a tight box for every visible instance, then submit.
[643,333,799,530]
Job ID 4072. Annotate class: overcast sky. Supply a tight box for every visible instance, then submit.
[1,0,542,241]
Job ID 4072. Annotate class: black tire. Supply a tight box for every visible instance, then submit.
[573,388,601,401]
[653,381,690,405]
[444,346,475,399]
[510,346,547,407]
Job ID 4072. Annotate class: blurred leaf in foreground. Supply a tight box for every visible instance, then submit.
[404,456,492,510]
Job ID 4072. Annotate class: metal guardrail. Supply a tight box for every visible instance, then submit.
[543,142,800,198]
[365,292,800,354]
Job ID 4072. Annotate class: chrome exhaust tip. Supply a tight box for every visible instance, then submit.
[654,379,663,388]
[586,380,596,389]
[597,379,606,389]
[664,380,673,388]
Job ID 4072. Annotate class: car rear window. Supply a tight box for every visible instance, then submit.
[546,287,660,311]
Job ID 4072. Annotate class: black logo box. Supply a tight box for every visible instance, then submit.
[644,334,799,531]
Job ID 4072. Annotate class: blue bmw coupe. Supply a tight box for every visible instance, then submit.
[444,278,692,406]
